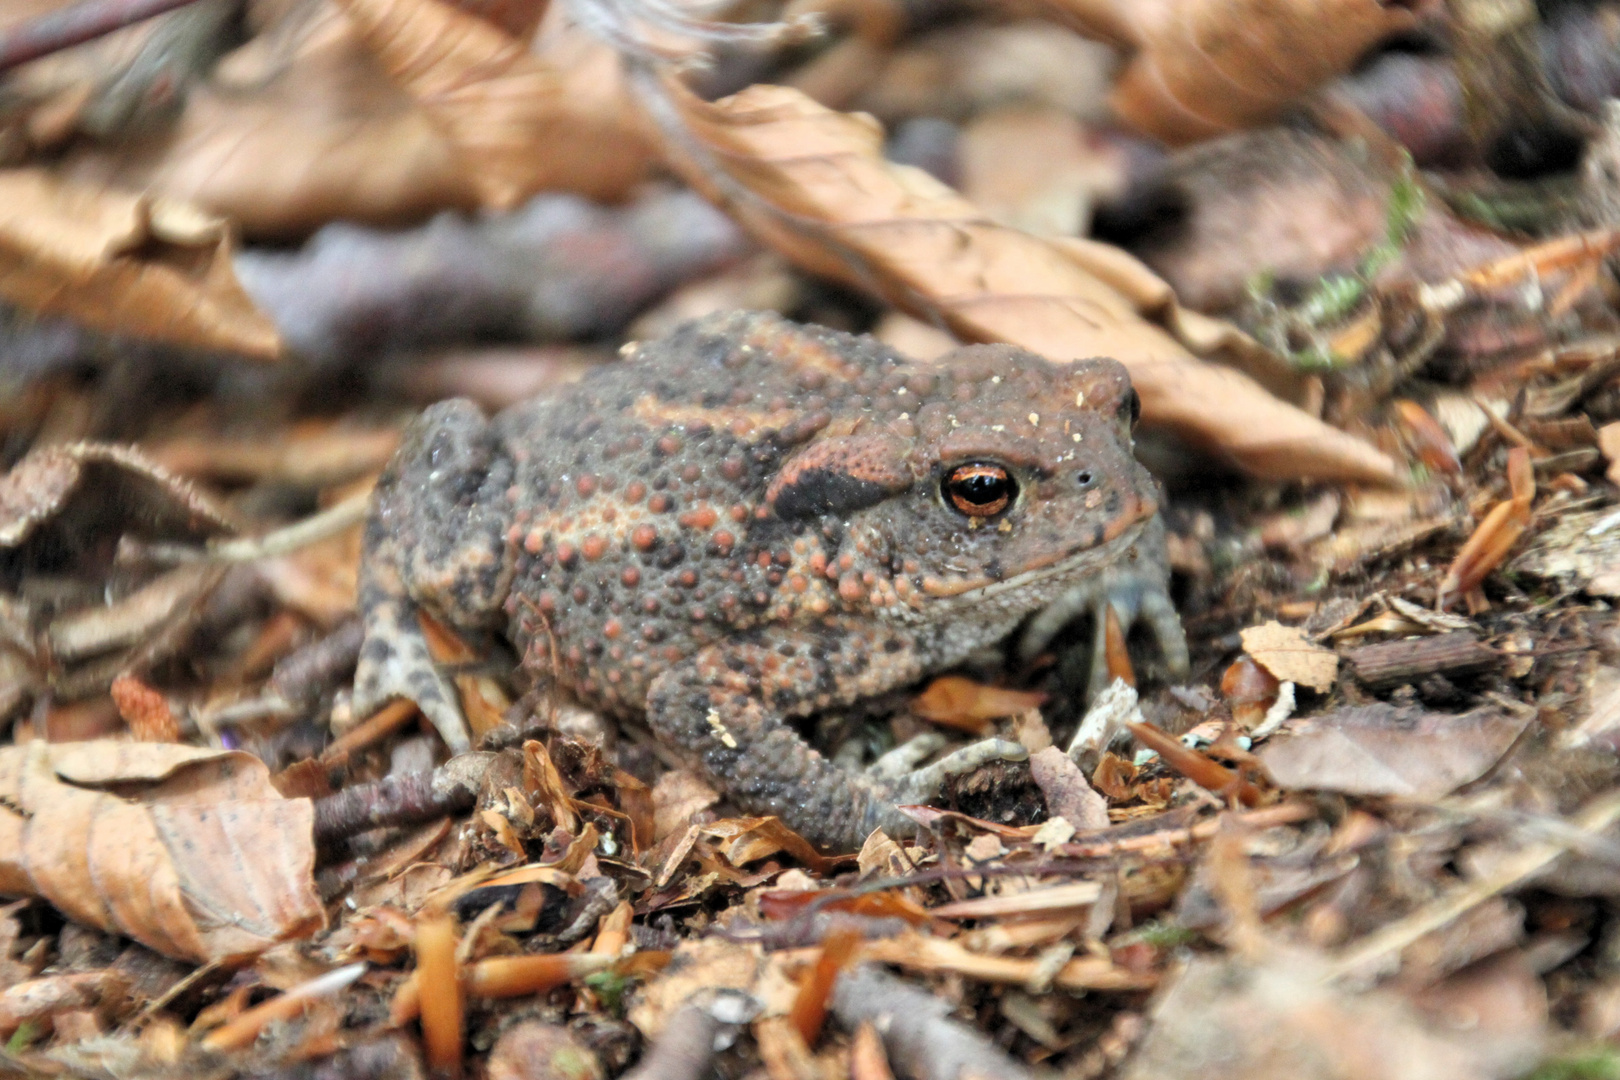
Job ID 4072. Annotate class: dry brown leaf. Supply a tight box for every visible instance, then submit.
[335,0,654,211]
[1039,0,1420,145]
[0,168,278,357]
[0,741,321,963]
[68,21,472,238]
[1239,622,1339,691]
[66,6,652,237]
[1260,704,1532,799]
[0,441,235,551]
[697,816,839,872]
[651,79,1396,484]
[911,675,1044,733]
[1600,422,1620,486]
[627,936,762,1038]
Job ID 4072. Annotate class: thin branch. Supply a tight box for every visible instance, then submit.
[0,0,210,72]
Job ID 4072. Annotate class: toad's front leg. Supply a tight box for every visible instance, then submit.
[645,626,1027,852]
[1018,515,1188,697]
[353,399,516,753]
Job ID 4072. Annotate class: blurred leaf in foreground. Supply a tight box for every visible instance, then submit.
[1038,0,1421,145]
[0,741,322,963]
[0,167,279,357]
[643,77,1398,483]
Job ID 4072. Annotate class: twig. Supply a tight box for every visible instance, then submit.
[0,0,209,72]
[312,762,483,844]
[620,990,760,1080]
[832,964,1037,1080]
[209,492,372,563]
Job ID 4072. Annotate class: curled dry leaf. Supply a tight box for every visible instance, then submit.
[1438,447,1535,609]
[1239,622,1339,691]
[335,0,654,211]
[0,741,322,963]
[1039,0,1420,145]
[0,168,279,357]
[0,441,235,551]
[649,79,1397,483]
[911,675,1044,733]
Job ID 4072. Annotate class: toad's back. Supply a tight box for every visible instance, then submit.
[491,313,964,712]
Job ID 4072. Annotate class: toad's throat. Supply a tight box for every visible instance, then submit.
[920,493,1155,600]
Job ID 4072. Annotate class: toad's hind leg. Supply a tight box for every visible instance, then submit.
[645,627,1026,852]
[353,399,516,753]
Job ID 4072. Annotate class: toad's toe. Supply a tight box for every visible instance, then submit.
[353,599,471,753]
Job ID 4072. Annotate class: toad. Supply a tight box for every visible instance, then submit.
[354,311,1185,850]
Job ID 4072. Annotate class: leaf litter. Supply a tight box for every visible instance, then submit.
[0,0,1611,1076]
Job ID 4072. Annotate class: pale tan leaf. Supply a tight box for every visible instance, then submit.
[652,80,1397,483]
[0,169,279,357]
[335,0,655,210]
[1040,0,1419,144]
[651,769,719,844]
[1260,704,1532,799]
[0,740,322,963]
[1028,747,1110,831]
[1240,621,1340,691]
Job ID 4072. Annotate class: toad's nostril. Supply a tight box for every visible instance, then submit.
[1076,470,1095,488]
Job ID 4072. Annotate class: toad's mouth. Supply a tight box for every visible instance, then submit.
[920,492,1155,600]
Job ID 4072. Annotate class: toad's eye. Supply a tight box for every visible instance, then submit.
[943,463,1017,517]
[1120,388,1141,427]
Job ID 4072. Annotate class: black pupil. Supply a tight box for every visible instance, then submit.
[954,473,1009,505]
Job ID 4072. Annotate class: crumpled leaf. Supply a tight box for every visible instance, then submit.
[0,443,238,711]
[335,0,655,210]
[1261,704,1532,799]
[649,79,1397,483]
[1240,621,1339,691]
[0,441,235,551]
[1040,0,1421,145]
[0,168,279,357]
[0,741,322,963]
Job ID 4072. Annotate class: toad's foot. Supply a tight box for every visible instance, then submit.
[646,628,1028,852]
[862,734,1029,837]
[352,591,471,753]
[1018,515,1187,697]
[351,399,516,756]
